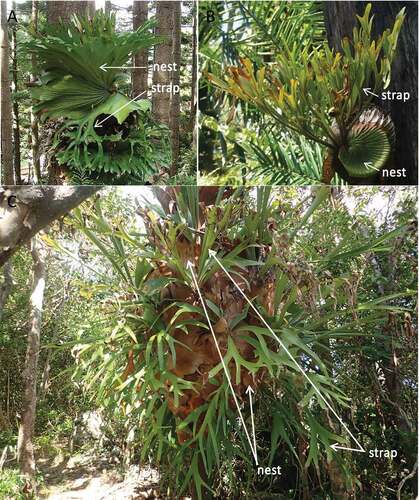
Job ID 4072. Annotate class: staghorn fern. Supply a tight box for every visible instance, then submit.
[28,12,161,117]
[207,4,405,183]
[65,187,415,498]
[337,108,395,178]
[26,11,169,183]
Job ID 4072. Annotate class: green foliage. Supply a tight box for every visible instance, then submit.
[0,469,26,500]
[25,11,170,183]
[204,3,405,182]
[55,187,416,498]
[27,12,161,118]
[53,114,169,183]
[200,0,328,184]
[0,429,17,449]
[34,434,60,457]
[199,123,332,185]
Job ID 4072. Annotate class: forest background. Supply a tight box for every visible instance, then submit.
[0,185,417,499]
[0,0,196,185]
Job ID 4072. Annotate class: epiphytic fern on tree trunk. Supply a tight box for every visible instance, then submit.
[26,11,169,183]
[207,4,405,184]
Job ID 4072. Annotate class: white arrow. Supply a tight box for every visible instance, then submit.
[208,250,366,454]
[94,90,147,128]
[364,161,380,172]
[246,386,257,462]
[186,260,259,465]
[331,443,365,452]
[363,87,380,98]
[99,63,148,72]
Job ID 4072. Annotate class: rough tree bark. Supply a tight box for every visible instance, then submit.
[152,1,173,126]
[132,0,148,96]
[0,260,12,321]
[104,0,111,15]
[47,1,94,24]
[0,186,100,266]
[170,1,181,175]
[11,1,21,184]
[1,1,14,184]
[30,0,41,183]
[323,1,418,185]
[189,9,197,133]
[17,235,48,493]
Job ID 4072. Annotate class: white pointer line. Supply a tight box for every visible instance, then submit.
[362,87,380,98]
[364,161,380,173]
[187,261,259,465]
[94,90,147,128]
[99,63,147,72]
[246,386,257,459]
[331,444,364,452]
[209,250,366,454]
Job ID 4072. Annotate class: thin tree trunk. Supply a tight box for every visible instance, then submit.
[323,349,352,498]
[170,1,181,175]
[39,287,67,401]
[17,235,48,494]
[132,1,148,96]
[189,10,197,132]
[6,370,10,422]
[1,1,14,184]
[0,260,13,321]
[297,435,310,500]
[104,0,111,15]
[323,1,418,185]
[31,0,41,183]
[11,1,21,184]
[189,9,197,133]
[152,1,173,126]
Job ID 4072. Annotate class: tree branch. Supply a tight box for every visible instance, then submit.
[0,186,101,267]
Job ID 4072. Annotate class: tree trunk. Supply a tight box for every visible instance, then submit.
[323,1,418,185]
[132,1,148,96]
[11,1,21,184]
[31,0,41,183]
[104,0,111,15]
[46,1,94,180]
[152,1,173,126]
[170,1,181,175]
[17,235,48,493]
[0,260,12,321]
[1,1,14,184]
[189,9,197,132]
[47,1,93,23]
[39,286,67,401]
[0,186,101,266]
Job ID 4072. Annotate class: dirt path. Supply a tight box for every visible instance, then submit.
[37,448,162,499]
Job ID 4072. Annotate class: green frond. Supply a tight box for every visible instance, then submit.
[25,11,169,183]
[338,126,391,177]
[27,12,162,118]
[206,3,405,178]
